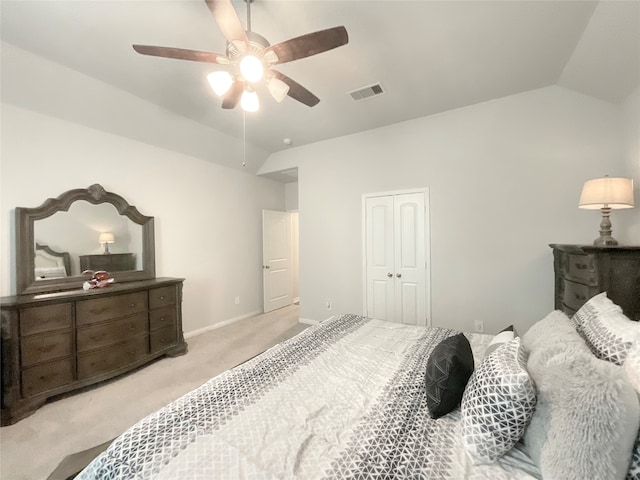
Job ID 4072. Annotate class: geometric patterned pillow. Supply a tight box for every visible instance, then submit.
[573,292,639,366]
[461,337,537,465]
[424,333,474,419]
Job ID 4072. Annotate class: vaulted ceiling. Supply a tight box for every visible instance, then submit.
[2,1,638,158]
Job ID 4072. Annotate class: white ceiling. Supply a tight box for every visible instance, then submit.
[1,0,639,159]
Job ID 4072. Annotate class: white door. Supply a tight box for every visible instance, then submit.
[263,210,293,313]
[364,191,429,326]
[393,193,427,325]
[365,196,395,321]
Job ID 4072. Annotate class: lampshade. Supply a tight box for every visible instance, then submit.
[267,77,290,103]
[579,177,635,210]
[239,55,264,83]
[240,89,259,112]
[98,232,115,244]
[207,71,233,97]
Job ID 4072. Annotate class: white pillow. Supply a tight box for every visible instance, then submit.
[461,337,536,465]
[484,325,516,357]
[524,343,639,480]
[573,292,640,365]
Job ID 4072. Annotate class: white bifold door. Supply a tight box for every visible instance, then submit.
[364,191,429,326]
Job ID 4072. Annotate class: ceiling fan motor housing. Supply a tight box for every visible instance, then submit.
[226,31,270,60]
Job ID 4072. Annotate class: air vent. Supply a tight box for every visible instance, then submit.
[348,83,385,101]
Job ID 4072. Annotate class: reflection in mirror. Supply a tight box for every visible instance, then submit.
[16,183,155,295]
[34,201,143,278]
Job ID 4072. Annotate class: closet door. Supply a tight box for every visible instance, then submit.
[365,196,395,321]
[364,191,428,326]
[393,193,426,325]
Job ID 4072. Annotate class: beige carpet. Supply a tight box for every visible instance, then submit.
[0,304,307,480]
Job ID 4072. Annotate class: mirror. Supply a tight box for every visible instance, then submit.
[16,184,155,295]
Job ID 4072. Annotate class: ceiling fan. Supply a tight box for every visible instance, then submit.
[133,0,349,112]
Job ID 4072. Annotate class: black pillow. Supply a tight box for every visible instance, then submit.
[424,333,474,419]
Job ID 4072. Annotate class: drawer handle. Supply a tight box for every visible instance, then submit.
[129,325,136,331]
[129,303,136,308]
[92,333,106,341]
[159,296,165,300]
[575,263,588,270]
[575,293,586,300]
[160,317,165,322]
[37,344,55,353]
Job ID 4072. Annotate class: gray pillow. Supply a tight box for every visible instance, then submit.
[524,343,639,480]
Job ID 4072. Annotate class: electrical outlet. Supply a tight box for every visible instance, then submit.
[234,296,240,305]
[326,300,332,310]
[474,319,484,333]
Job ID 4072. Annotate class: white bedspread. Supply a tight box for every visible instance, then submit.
[78,314,541,479]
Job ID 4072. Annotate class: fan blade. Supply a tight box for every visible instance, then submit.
[133,45,227,64]
[222,80,243,109]
[205,0,249,46]
[265,26,348,64]
[271,70,320,107]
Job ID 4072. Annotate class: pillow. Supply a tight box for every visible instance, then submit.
[521,310,592,367]
[624,343,640,479]
[461,337,536,465]
[424,333,474,419]
[484,324,518,357]
[523,343,639,480]
[573,292,640,365]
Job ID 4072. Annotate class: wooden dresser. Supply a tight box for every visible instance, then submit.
[550,244,640,321]
[79,253,135,272]
[1,277,187,425]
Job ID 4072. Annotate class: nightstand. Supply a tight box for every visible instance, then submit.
[550,244,640,321]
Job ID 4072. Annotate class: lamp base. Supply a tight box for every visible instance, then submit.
[593,236,618,246]
[593,207,618,246]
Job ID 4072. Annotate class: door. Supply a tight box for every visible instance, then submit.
[263,210,293,313]
[364,191,429,326]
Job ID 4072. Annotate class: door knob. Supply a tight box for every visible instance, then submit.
[387,273,393,277]
[263,265,270,269]
[396,273,402,278]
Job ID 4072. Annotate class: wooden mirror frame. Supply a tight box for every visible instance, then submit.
[16,184,155,295]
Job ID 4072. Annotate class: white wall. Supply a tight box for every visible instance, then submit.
[261,86,637,334]
[1,104,285,334]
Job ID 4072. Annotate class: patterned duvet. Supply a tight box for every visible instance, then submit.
[78,314,541,479]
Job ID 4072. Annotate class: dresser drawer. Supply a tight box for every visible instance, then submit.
[563,280,597,311]
[21,330,73,367]
[150,305,176,331]
[22,359,74,397]
[149,286,176,309]
[20,303,72,336]
[77,313,148,353]
[150,325,178,353]
[77,335,148,380]
[76,292,147,325]
[566,254,597,284]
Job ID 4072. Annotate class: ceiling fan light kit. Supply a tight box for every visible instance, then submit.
[132,0,349,112]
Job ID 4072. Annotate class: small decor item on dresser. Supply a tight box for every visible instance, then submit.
[82,270,114,290]
[578,176,634,246]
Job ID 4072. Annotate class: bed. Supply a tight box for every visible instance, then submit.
[34,243,71,280]
[77,293,640,480]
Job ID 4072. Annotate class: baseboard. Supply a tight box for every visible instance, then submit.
[184,310,262,339]
[298,317,320,326]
